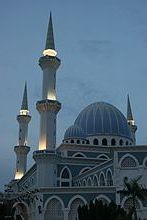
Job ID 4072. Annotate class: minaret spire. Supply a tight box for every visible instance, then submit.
[21,82,28,112]
[43,12,57,57]
[127,94,137,145]
[45,12,55,50]
[127,94,134,123]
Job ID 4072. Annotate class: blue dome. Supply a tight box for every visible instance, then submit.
[74,102,132,139]
[64,125,85,139]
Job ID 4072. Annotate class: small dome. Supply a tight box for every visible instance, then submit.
[64,125,85,139]
[74,102,132,139]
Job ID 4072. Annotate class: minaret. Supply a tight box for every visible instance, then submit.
[36,13,61,151]
[127,95,137,144]
[14,83,31,180]
[33,13,61,187]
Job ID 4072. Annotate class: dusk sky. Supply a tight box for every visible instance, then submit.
[0,0,147,189]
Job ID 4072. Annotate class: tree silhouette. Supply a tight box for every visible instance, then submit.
[78,199,132,220]
[120,176,147,220]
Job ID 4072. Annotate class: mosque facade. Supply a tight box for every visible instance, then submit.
[5,14,147,220]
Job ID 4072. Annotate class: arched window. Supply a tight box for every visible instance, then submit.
[77,140,80,144]
[119,139,123,146]
[97,154,109,160]
[73,153,85,158]
[120,156,137,168]
[71,139,74,143]
[93,138,98,145]
[93,175,98,186]
[99,173,105,186]
[106,170,113,186]
[87,178,92,186]
[82,140,85,144]
[60,167,71,187]
[111,139,116,146]
[126,141,128,145]
[102,138,107,146]
[68,197,85,220]
[62,169,69,178]
[83,179,86,186]
[78,182,81,186]
[66,140,68,143]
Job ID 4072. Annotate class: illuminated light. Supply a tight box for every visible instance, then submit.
[39,145,46,150]
[47,92,56,101]
[39,138,46,150]
[15,172,23,180]
[43,49,57,57]
[20,109,29,116]
[128,120,135,126]
[39,143,46,151]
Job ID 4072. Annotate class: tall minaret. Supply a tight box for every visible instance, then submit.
[14,83,31,180]
[36,13,61,151]
[127,95,137,144]
[33,13,61,187]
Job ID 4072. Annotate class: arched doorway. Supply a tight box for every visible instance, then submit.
[68,196,86,220]
[13,203,29,220]
[44,198,64,220]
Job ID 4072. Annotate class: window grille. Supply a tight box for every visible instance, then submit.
[121,157,137,167]
[44,198,64,220]
[124,198,140,211]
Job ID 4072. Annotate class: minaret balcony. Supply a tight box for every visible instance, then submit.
[36,99,61,113]
[33,149,57,161]
[17,114,31,123]
[14,145,30,154]
[39,55,61,70]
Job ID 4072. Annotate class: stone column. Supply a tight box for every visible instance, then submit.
[64,208,70,220]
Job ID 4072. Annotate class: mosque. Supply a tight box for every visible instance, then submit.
[4,14,147,220]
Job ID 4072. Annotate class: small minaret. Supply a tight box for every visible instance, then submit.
[33,13,61,187]
[127,95,137,144]
[14,83,31,180]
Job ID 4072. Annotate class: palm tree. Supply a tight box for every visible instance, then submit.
[121,176,147,220]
